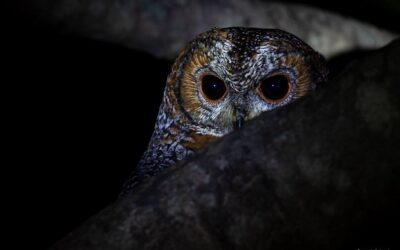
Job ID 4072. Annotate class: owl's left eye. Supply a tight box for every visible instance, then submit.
[200,74,227,102]
[257,74,291,103]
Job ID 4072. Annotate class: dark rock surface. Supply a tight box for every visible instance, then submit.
[51,39,400,250]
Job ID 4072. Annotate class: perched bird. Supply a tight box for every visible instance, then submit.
[121,27,328,195]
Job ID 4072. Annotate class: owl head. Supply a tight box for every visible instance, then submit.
[164,27,328,137]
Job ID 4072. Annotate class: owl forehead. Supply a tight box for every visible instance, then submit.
[193,28,308,92]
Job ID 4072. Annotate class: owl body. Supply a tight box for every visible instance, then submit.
[121,27,328,195]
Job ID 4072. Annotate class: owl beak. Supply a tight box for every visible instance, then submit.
[233,109,246,130]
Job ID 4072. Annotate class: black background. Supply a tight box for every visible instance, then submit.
[8,1,399,249]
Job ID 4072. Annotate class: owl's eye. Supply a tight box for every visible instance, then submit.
[258,74,291,102]
[200,75,227,101]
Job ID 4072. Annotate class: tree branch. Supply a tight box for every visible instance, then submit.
[28,0,396,59]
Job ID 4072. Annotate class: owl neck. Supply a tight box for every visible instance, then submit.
[121,93,218,195]
[142,99,218,172]
[150,100,217,153]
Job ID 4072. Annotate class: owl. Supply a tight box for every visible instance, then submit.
[121,27,328,195]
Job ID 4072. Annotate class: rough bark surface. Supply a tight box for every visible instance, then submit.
[27,0,396,59]
[50,39,400,249]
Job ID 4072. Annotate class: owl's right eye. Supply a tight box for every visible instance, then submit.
[200,74,227,102]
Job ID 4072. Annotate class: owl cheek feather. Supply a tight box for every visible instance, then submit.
[280,54,314,98]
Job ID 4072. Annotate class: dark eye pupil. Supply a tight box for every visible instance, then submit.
[201,75,227,101]
[260,75,289,101]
